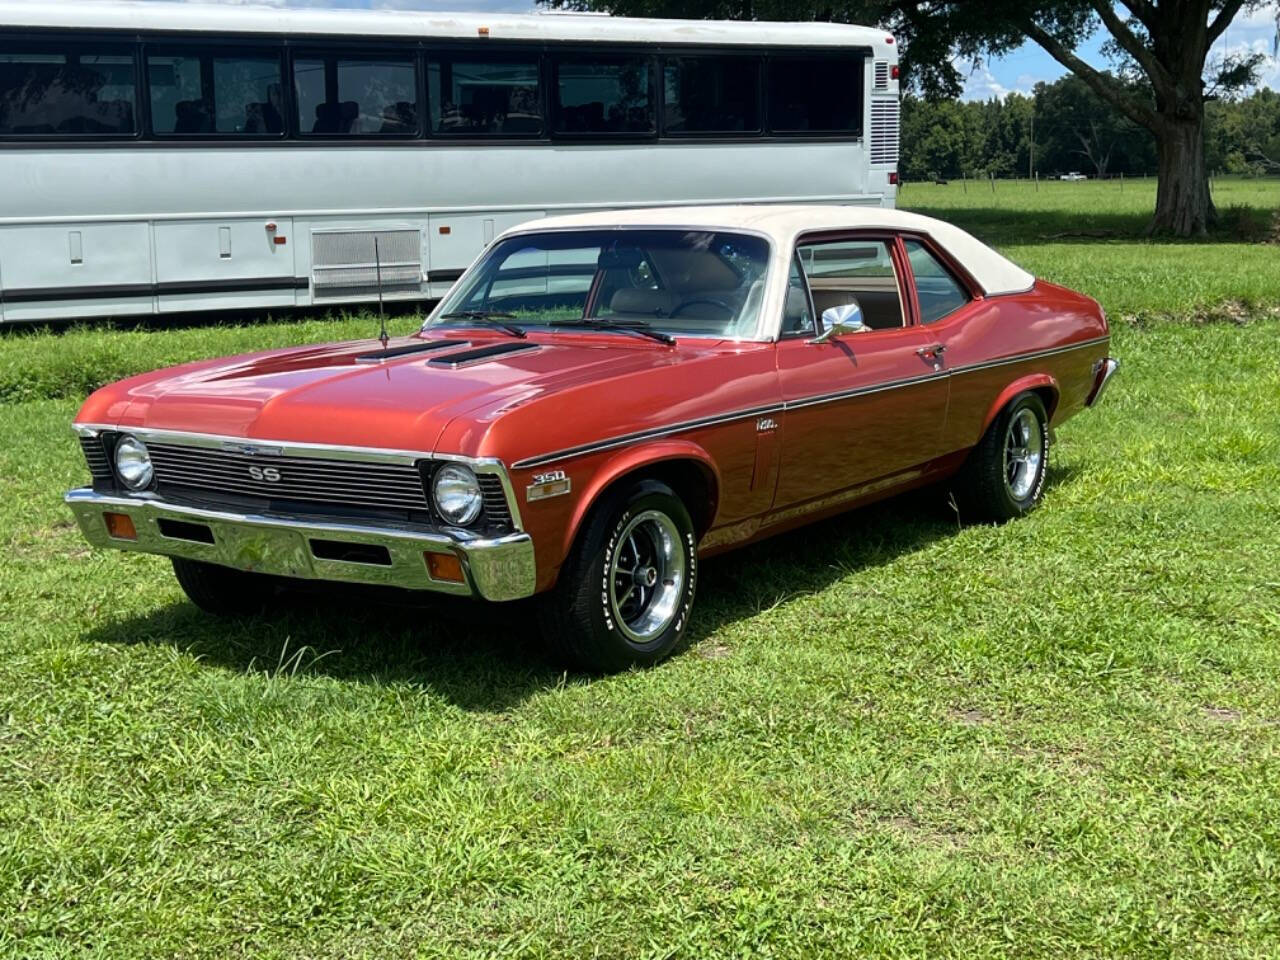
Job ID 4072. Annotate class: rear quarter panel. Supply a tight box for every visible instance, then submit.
[936,281,1109,456]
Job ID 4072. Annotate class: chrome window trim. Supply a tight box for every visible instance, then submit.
[423,223,780,343]
[71,423,524,531]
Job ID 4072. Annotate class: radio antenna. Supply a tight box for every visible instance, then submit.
[374,236,388,350]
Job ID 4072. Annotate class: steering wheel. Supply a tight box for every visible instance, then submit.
[670,297,736,320]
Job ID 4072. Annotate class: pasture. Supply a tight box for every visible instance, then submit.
[2,184,1278,958]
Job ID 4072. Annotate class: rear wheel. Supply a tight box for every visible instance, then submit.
[171,557,277,616]
[951,391,1050,523]
[539,480,698,673]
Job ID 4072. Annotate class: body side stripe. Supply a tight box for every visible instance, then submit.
[511,335,1110,469]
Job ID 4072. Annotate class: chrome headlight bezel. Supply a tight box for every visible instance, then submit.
[113,434,154,490]
[431,463,483,526]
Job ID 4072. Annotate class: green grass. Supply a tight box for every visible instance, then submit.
[2,185,1280,957]
[902,176,1280,316]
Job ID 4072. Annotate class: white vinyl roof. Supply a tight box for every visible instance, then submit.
[0,1,894,50]
[503,205,1037,298]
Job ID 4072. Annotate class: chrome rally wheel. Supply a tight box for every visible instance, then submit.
[609,510,687,644]
[951,391,1050,523]
[538,480,698,673]
[1003,407,1045,501]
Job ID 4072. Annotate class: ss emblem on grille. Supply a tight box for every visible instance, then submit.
[248,466,282,482]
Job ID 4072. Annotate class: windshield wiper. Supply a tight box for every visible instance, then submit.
[549,317,676,346]
[436,311,527,339]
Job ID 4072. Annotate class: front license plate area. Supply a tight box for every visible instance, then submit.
[213,523,312,578]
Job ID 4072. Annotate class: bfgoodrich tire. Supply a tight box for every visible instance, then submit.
[171,557,278,617]
[951,391,1050,523]
[539,480,698,673]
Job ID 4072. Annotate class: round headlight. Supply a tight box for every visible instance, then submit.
[432,464,483,526]
[114,434,153,490]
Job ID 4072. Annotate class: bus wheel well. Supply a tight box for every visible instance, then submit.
[597,459,717,539]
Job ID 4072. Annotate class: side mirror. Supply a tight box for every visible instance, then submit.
[808,302,868,344]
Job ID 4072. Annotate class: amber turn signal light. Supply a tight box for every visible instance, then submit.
[103,512,137,541]
[424,551,464,583]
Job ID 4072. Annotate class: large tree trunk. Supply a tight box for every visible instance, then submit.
[1149,109,1215,236]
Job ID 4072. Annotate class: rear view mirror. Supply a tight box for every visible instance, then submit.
[809,302,867,343]
[597,246,645,270]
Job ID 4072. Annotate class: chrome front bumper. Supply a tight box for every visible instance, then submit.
[64,489,536,602]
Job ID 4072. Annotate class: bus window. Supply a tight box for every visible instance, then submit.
[662,56,761,135]
[552,56,654,135]
[767,55,863,136]
[147,50,284,136]
[0,46,137,137]
[294,54,418,136]
[428,55,541,136]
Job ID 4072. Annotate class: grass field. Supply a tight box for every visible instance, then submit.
[2,184,1279,958]
[903,176,1280,316]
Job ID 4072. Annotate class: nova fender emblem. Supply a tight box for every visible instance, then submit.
[756,417,779,432]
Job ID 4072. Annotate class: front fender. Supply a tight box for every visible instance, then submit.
[556,440,721,565]
[978,373,1059,441]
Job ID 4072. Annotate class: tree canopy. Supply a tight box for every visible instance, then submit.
[541,0,1274,235]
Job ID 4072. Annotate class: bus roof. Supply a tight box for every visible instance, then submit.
[0,1,895,50]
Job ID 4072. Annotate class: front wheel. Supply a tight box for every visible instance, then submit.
[539,480,698,673]
[951,391,1050,523]
[171,557,278,616]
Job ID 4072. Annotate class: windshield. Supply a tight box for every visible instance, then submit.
[428,228,771,339]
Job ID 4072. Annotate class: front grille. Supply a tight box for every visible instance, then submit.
[477,475,513,528]
[869,99,900,165]
[79,435,112,482]
[148,443,430,512]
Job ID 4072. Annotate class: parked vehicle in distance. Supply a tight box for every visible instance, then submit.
[0,0,899,323]
[66,205,1119,671]
[1060,172,1088,181]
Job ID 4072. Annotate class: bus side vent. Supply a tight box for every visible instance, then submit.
[874,61,890,90]
[311,229,423,299]
[869,100,900,164]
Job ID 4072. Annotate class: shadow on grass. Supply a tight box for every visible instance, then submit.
[0,300,431,340]
[84,467,1077,710]
[900,200,1275,247]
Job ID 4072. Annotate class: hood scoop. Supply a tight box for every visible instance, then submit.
[354,339,467,363]
[428,342,541,368]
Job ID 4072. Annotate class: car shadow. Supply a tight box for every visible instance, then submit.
[898,200,1274,247]
[83,466,1077,711]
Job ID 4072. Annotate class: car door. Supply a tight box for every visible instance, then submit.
[772,234,951,510]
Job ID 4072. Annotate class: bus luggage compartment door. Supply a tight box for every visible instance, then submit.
[154,218,298,314]
[426,212,544,296]
[0,221,153,322]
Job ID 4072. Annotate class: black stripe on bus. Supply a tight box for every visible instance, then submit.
[425,269,464,284]
[1,277,312,303]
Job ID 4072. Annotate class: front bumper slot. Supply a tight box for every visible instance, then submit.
[65,488,536,602]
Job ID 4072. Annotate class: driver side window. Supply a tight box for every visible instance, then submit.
[797,239,905,331]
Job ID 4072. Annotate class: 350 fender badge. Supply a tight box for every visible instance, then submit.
[526,470,571,502]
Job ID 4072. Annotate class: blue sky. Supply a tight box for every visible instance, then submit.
[141,0,1280,100]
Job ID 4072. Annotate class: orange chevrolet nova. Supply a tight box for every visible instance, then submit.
[68,205,1118,671]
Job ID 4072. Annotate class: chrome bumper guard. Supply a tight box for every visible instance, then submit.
[64,489,536,602]
[1086,357,1120,407]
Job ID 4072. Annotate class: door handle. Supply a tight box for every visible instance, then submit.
[916,343,946,358]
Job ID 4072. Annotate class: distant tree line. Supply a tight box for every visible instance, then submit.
[902,76,1280,184]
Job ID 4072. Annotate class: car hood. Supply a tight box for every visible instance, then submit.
[85,332,702,454]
